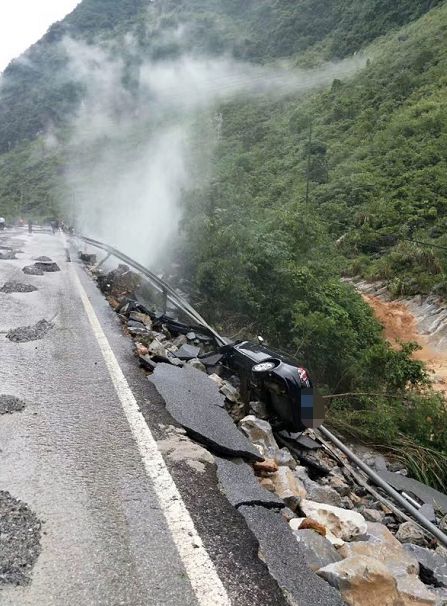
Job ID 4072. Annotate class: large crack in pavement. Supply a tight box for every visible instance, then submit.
[0,491,42,586]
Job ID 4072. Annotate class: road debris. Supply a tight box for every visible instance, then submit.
[22,265,44,276]
[0,282,37,293]
[0,491,42,586]
[88,257,447,606]
[6,319,53,342]
[0,395,26,414]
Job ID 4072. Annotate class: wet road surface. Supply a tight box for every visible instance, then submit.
[0,230,223,606]
[0,229,291,606]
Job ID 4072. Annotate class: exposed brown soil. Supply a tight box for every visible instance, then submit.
[363,294,447,395]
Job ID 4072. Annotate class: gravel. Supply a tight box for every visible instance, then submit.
[0,282,38,294]
[0,395,26,415]
[0,491,42,586]
[22,265,44,276]
[6,319,54,343]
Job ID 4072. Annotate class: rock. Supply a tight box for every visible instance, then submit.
[186,331,196,340]
[187,358,206,373]
[238,506,345,606]
[129,311,153,328]
[139,355,158,372]
[219,381,240,402]
[274,448,297,469]
[150,364,262,461]
[172,334,187,348]
[363,509,385,523]
[328,474,351,497]
[396,573,437,605]
[293,529,343,572]
[175,344,201,360]
[318,556,401,606]
[79,252,96,264]
[148,338,168,358]
[374,456,388,472]
[136,343,149,356]
[340,497,355,510]
[253,459,279,474]
[260,478,276,493]
[249,400,269,419]
[209,373,225,388]
[290,517,326,536]
[271,467,307,502]
[34,261,60,272]
[216,457,284,508]
[0,281,37,293]
[299,477,343,508]
[301,500,368,542]
[339,522,419,578]
[440,516,447,533]
[396,522,427,546]
[239,415,279,457]
[419,503,436,524]
[404,544,447,588]
[22,265,44,275]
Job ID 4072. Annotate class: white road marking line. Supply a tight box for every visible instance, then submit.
[70,267,231,606]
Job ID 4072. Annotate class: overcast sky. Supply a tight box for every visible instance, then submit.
[0,1,81,72]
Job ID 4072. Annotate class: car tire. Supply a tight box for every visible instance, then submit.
[252,359,280,374]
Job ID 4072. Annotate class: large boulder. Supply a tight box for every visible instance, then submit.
[404,544,447,588]
[293,529,343,571]
[318,556,401,606]
[271,466,307,502]
[301,500,368,542]
[239,415,279,457]
[339,522,419,578]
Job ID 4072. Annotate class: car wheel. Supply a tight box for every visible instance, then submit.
[252,360,279,373]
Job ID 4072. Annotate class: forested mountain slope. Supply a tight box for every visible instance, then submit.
[1,0,447,485]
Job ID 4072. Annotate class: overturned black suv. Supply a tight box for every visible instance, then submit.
[221,340,324,433]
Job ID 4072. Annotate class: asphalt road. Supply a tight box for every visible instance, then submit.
[0,229,288,606]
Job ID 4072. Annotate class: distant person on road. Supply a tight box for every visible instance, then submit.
[51,221,57,234]
[0,217,5,231]
[28,219,33,234]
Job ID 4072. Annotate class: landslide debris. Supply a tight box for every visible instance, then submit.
[0,395,26,415]
[6,319,53,342]
[22,265,44,276]
[22,257,60,275]
[93,262,447,606]
[0,491,42,586]
[0,282,37,293]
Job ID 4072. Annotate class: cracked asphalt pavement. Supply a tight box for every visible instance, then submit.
[0,229,289,606]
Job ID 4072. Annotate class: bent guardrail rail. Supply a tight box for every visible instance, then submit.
[75,234,227,346]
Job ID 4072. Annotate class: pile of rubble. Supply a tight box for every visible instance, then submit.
[238,416,447,605]
[93,262,447,606]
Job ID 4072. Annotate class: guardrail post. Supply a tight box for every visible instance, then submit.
[162,288,168,314]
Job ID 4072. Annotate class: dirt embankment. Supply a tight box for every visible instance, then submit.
[363,294,447,395]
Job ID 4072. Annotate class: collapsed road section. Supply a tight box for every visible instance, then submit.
[77,235,447,606]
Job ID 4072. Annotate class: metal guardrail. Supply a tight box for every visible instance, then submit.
[76,234,227,346]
